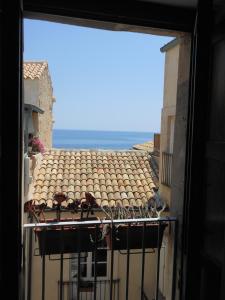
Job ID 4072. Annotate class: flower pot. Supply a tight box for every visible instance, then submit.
[105,222,167,250]
[34,217,102,255]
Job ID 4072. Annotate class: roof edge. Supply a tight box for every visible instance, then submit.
[160,37,180,53]
[50,148,149,153]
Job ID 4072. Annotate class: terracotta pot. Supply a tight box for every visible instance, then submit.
[34,217,102,255]
[105,222,167,250]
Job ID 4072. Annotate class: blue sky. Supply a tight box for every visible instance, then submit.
[24,19,173,132]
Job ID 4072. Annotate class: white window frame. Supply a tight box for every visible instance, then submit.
[71,248,109,281]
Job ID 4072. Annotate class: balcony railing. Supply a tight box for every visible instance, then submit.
[23,217,177,300]
[60,279,120,300]
[161,152,173,187]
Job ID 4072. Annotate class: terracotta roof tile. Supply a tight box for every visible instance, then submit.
[23,62,48,80]
[29,150,158,208]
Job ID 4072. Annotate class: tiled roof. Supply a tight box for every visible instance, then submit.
[23,62,48,80]
[30,149,158,209]
[133,141,154,152]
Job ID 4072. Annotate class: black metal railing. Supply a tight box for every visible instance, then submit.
[23,217,177,300]
[161,152,173,187]
[60,279,120,300]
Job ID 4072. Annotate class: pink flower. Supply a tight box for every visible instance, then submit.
[31,137,45,153]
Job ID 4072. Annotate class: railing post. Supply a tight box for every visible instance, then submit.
[141,222,146,300]
[77,225,81,300]
[22,227,26,300]
[59,226,64,300]
[41,229,46,300]
[93,225,98,300]
[171,219,178,300]
[155,221,161,300]
[110,224,114,300]
[126,223,130,300]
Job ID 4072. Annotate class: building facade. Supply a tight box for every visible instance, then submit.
[24,61,55,150]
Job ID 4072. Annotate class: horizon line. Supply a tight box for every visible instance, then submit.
[53,128,159,134]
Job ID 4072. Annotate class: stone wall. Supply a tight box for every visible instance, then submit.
[24,78,39,107]
[37,68,54,149]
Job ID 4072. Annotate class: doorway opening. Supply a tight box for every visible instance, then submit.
[22,16,191,300]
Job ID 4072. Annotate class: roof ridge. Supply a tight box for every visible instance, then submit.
[49,148,148,153]
[24,61,48,64]
[23,61,49,80]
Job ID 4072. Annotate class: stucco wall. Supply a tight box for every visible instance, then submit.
[159,35,191,300]
[159,41,179,207]
[169,35,191,300]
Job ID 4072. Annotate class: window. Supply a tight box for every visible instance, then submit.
[71,248,108,280]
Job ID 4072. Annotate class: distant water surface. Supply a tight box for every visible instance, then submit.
[53,129,154,150]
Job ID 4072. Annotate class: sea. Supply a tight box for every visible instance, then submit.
[53,129,154,150]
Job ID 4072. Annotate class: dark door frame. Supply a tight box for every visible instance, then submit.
[1,1,216,299]
[182,0,213,299]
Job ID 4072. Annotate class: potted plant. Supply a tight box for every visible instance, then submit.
[102,203,168,250]
[34,192,102,255]
[28,134,45,154]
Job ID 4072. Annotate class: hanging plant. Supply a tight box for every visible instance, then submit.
[34,192,102,255]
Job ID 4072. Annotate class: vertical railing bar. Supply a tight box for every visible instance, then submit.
[155,220,161,300]
[41,228,46,300]
[171,220,178,300]
[165,153,166,184]
[77,225,81,300]
[125,223,130,300]
[71,281,74,300]
[164,152,165,184]
[166,154,169,185]
[104,278,107,299]
[164,153,166,184]
[141,222,146,300]
[168,153,170,185]
[100,280,102,300]
[93,225,97,300]
[167,153,169,185]
[110,224,114,300]
[166,154,169,184]
[22,227,26,300]
[59,225,64,300]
